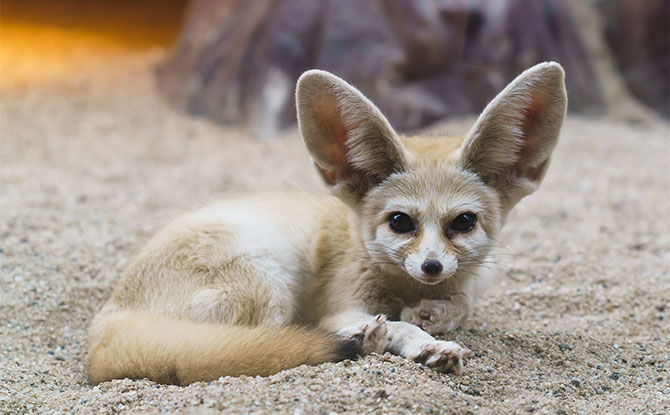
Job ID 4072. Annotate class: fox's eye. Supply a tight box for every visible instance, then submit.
[388,212,415,233]
[450,213,477,232]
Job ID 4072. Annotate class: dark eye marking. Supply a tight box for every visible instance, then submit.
[388,212,415,234]
[449,212,477,233]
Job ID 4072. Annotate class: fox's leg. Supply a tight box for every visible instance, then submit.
[400,294,470,335]
[320,310,469,374]
[384,320,469,374]
[401,265,494,334]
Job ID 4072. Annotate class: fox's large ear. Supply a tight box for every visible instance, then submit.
[296,70,410,204]
[459,62,567,211]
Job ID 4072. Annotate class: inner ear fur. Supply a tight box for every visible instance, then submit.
[459,62,567,209]
[296,70,410,201]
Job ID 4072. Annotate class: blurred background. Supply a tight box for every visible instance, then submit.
[1,0,668,134]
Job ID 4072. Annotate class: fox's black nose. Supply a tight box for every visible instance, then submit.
[421,259,443,275]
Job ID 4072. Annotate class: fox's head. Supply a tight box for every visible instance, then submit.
[296,63,567,286]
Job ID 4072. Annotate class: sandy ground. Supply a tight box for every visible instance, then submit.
[1,43,669,414]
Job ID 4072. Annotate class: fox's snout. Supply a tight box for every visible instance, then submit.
[404,247,459,285]
[421,259,442,275]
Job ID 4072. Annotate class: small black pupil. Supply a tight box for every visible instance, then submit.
[453,214,474,230]
[391,213,412,232]
[394,214,408,226]
[456,214,470,224]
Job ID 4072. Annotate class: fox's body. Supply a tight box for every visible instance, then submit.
[88,63,567,385]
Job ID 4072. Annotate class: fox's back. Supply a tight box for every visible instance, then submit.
[108,191,352,312]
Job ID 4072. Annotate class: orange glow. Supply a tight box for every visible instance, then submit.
[0,0,188,90]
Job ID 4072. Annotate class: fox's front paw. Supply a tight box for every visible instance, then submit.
[405,340,470,374]
[400,298,468,335]
[339,314,390,355]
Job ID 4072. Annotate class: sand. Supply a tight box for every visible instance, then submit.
[1,45,669,414]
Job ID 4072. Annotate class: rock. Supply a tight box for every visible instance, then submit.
[602,0,670,118]
[157,0,603,135]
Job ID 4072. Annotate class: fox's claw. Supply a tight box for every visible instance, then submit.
[400,298,468,335]
[359,314,389,354]
[406,340,470,374]
[339,314,390,355]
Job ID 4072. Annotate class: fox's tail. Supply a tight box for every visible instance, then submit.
[87,310,359,386]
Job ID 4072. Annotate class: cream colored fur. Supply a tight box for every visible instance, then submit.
[87,63,567,385]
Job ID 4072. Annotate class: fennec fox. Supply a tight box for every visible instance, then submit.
[87,62,567,385]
